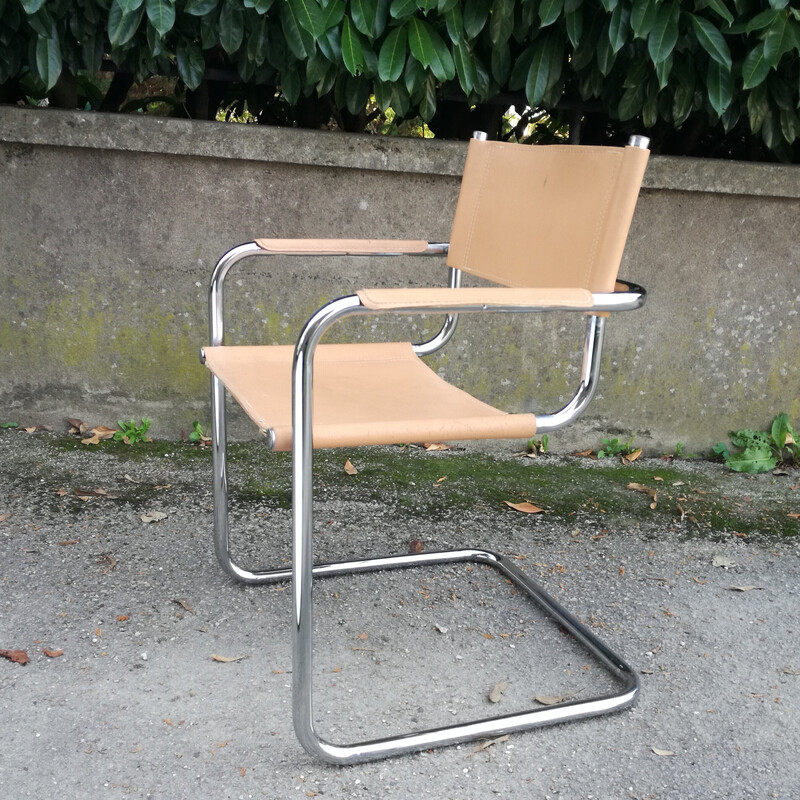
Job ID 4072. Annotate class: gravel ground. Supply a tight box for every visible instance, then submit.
[1,432,799,800]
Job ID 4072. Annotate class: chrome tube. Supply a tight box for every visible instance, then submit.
[536,315,605,433]
[413,264,462,357]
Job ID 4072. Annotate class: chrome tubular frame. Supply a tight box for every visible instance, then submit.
[207,243,646,762]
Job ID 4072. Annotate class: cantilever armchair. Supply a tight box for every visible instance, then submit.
[202,132,650,764]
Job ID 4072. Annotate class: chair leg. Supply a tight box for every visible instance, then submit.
[210,343,638,765]
[287,339,639,766]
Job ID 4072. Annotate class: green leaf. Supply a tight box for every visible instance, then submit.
[390,0,415,19]
[769,73,792,110]
[490,0,515,45]
[631,0,656,37]
[508,43,534,90]
[319,0,345,31]
[416,72,437,121]
[672,81,694,125]
[341,16,366,75]
[176,38,205,89]
[145,0,175,36]
[618,84,644,120]
[219,0,245,53]
[706,60,733,116]
[185,0,218,14]
[19,0,47,12]
[453,40,477,94]
[344,73,369,114]
[378,25,407,81]
[352,0,378,37]
[771,413,790,450]
[648,0,679,65]
[689,14,731,69]
[404,52,425,93]
[108,0,145,47]
[608,1,630,53]
[565,9,583,48]
[596,22,615,75]
[654,51,673,88]
[34,31,61,90]
[727,446,778,474]
[779,108,799,143]
[746,9,779,33]
[115,0,145,11]
[704,0,734,26]
[538,0,563,28]
[438,0,459,11]
[526,35,560,106]
[741,42,770,89]
[244,0,274,10]
[428,25,455,81]
[247,15,269,64]
[463,0,491,38]
[445,5,465,43]
[288,0,325,37]
[599,0,618,11]
[747,81,769,132]
[769,0,789,9]
[642,88,658,127]
[406,16,434,67]
[318,25,342,61]
[491,40,511,84]
[281,0,313,58]
[281,67,301,104]
[764,14,798,68]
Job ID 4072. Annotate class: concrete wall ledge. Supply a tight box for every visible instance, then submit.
[1,106,798,450]
[2,106,799,198]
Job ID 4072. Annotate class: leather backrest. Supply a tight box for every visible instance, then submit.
[446,139,649,291]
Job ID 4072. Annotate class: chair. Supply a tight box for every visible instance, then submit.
[202,132,650,764]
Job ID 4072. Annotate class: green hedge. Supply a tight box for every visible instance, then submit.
[1,0,799,158]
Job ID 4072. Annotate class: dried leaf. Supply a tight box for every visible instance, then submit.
[174,599,195,615]
[0,513,9,523]
[627,483,657,499]
[622,448,642,464]
[534,690,581,705]
[55,488,69,496]
[653,476,664,482]
[67,417,87,434]
[782,666,800,676]
[343,459,358,475]
[81,434,101,446]
[91,425,117,440]
[466,734,510,756]
[42,648,64,658]
[117,615,129,622]
[433,476,448,486]
[488,681,508,703]
[0,649,30,665]
[408,538,424,553]
[503,501,544,514]
[571,448,594,457]
[58,539,80,546]
[140,511,168,523]
[356,633,369,640]
[729,585,761,592]
[788,513,800,520]
[652,747,676,757]
[712,555,737,569]
[75,488,117,499]
[424,442,451,451]
[211,654,246,663]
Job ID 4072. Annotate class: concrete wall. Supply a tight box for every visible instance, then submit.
[1,106,798,452]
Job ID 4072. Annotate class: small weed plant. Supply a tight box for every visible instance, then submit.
[597,434,636,459]
[114,418,151,445]
[526,434,548,455]
[713,413,799,474]
[188,420,211,445]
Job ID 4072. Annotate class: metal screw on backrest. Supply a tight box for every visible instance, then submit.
[472,131,488,141]
[628,135,650,149]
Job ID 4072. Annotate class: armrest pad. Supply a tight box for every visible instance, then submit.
[356,286,595,311]
[255,238,429,255]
